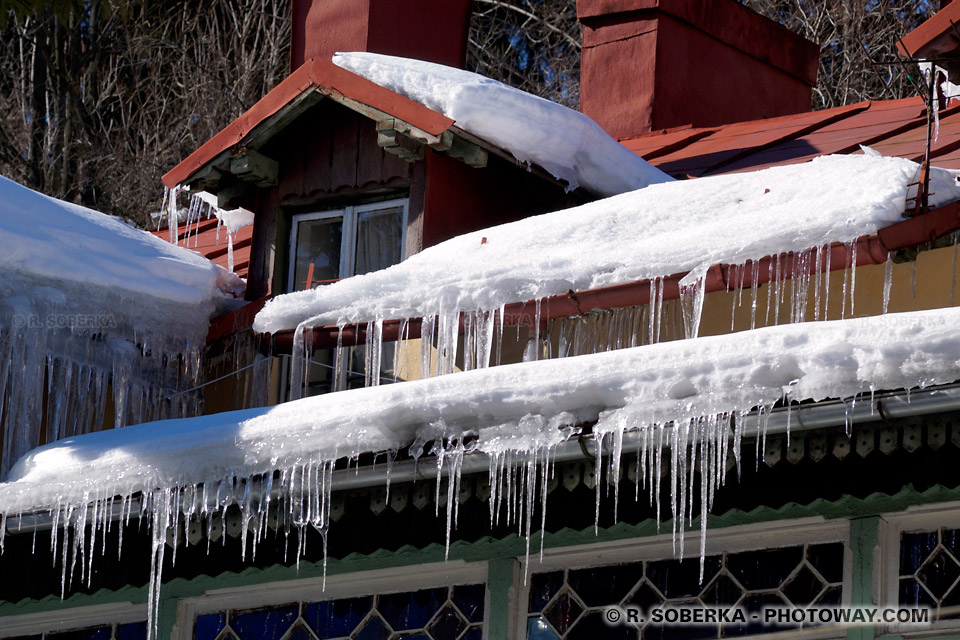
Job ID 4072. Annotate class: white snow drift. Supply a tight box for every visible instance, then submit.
[333,51,673,196]
[255,154,960,334]
[0,175,243,476]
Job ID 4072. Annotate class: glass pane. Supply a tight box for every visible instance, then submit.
[304,596,372,638]
[529,571,564,613]
[116,622,148,640]
[294,216,343,291]
[807,542,844,584]
[194,614,226,640]
[355,207,403,276]
[230,604,298,640]
[378,587,446,631]
[452,584,486,623]
[47,627,112,640]
[900,531,938,575]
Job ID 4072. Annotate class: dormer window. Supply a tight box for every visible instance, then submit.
[286,198,408,395]
[288,198,408,292]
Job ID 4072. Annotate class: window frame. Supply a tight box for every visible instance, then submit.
[286,198,409,293]
[515,518,852,640]
[879,500,960,636]
[171,560,488,640]
[0,602,147,638]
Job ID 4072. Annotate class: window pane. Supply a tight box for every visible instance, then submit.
[294,217,343,291]
[355,206,403,276]
[527,542,844,639]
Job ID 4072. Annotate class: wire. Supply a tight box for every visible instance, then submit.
[165,361,258,399]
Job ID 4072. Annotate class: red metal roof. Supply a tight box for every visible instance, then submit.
[152,217,254,280]
[626,96,960,176]
[161,57,454,189]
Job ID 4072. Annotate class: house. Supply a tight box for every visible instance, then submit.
[7,1,960,640]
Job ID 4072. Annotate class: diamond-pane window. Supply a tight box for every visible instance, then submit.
[899,526,960,620]
[193,583,485,640]
[526,542,844,639]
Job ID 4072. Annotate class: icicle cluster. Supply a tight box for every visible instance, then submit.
[0,271,209,477]
[161,187,254,273]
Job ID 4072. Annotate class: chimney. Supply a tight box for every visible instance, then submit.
[291,0,472,72]
[577,0,820,139]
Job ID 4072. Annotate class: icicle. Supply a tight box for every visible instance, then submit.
[679,266,708,339]
[883,253,894,314]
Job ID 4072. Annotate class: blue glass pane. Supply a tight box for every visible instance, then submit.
[426,605,466,640]
[452,584,485,623]
[388,635,429,640]
[527,617,561,640]
[116,622,148,640]
[305,596,372,638]
[231,604,298,640]
[354,616,391,640]
[48,627,112,640]
[286,624,315,640]
[528,572,563,613]
[901,531,938,575]
[194,614,226,640]
[378,588,446,630]
[461,627,483,640]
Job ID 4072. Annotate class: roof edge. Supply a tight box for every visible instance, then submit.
[162,58,454,189]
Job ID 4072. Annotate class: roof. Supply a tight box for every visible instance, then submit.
[161,57,454,189]
[628,97,960,177]
[897,1,960,60]
[152,217,253,280]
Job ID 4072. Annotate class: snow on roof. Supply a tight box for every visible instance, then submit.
[5,305,960,515]
[254,154,960,334]
[0,176,245,476]
[333,52,673,196]
[0,175,236,307]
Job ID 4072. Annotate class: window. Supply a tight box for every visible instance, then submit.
[192,585,484,640]
[175,562,488,640]
[288,200,407,292]
[881,502,960,633]
[0,603,147,640]
[287,199,408,394]
[518,519,849,640]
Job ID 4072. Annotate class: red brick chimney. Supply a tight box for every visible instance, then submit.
[290,0,472,72]
[577,0,820,139]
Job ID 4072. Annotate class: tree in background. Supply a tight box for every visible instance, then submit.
[0,0,945,225]
[741,0,938,109]
[0,0,289,227]
[467,0,581,108]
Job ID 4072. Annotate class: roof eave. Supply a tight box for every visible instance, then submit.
[161,58,456,189]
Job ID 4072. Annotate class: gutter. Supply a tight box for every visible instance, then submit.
[6,382,960,534]
[265,201,960,354]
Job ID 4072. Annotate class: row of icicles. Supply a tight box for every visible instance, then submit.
[11,235,959,640]
[285,237,951,401]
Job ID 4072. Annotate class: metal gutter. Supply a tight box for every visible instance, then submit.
[7,382,960,534]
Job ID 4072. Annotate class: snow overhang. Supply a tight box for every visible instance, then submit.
[160,57,572,207]
[7,305,960,526]
[266,200,960,354]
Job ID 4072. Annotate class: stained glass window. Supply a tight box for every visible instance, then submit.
[8,622,146,640]
[900,526,960,619]
[525,542,844,639]
[193,584,485,640]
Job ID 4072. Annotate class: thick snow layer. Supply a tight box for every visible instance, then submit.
[0,175,230,306]
[0,176,241,476]
[255,154,960,333]
[7,305,960,512]
[333,52,673,196]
